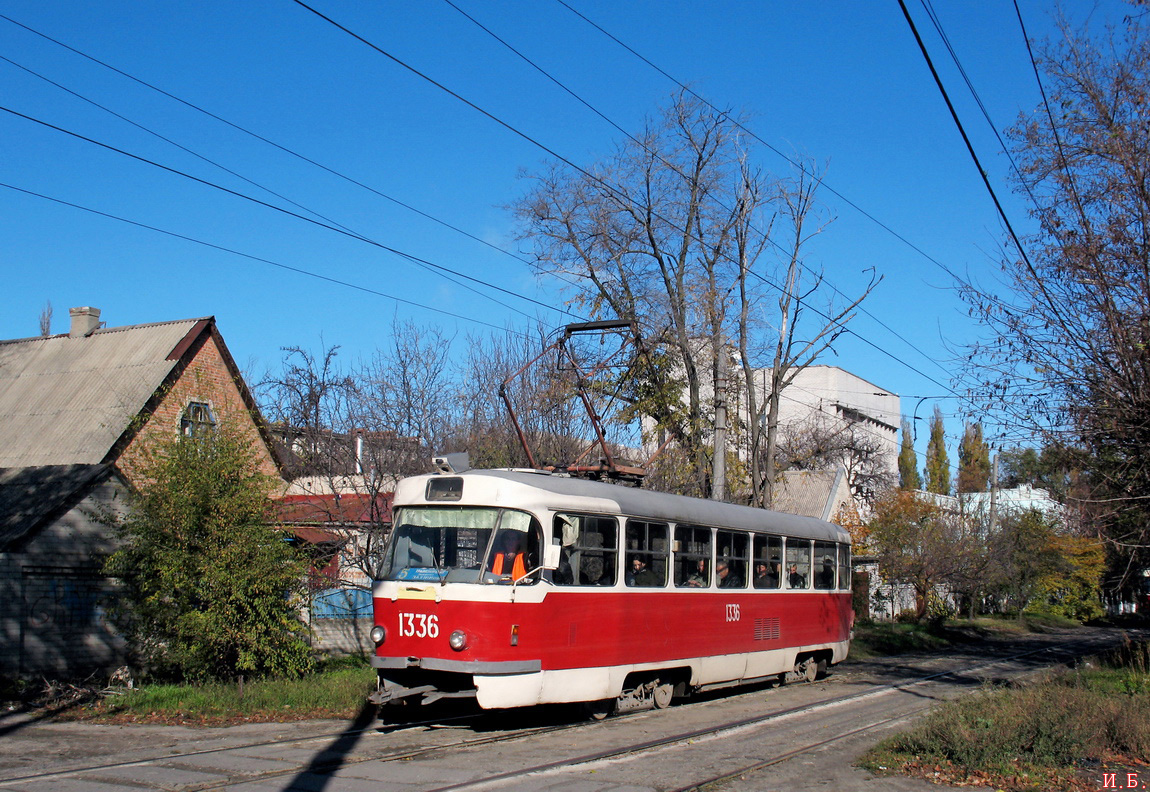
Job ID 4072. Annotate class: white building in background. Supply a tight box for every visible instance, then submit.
[740,365,901,505]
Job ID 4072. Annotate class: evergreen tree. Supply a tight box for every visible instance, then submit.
[924,406,950,495]
[898,418,921,490]
[957,422,992,493]
[105,417,313,682]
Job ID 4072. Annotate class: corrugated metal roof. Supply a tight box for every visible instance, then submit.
[0,319,205,467]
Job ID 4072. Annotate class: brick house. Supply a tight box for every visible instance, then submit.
[0,307,280,678]
[276,485,392,654]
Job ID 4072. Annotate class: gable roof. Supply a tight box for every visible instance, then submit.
[0,318,213,468]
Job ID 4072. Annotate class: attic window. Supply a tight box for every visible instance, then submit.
[180,401,216,438]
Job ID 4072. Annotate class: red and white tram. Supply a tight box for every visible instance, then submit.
[368,467,853,713]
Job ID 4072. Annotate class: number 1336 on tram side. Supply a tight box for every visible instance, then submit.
[367,467,853,715]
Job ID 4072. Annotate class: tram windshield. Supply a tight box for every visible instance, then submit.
[377,506,540,584]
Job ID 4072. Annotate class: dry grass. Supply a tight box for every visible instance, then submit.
[860,638,1150,790]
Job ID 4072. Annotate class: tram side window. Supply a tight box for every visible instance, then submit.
[625,519,668,587]
[552,514,618,586]
[838,543,851,591]
[814,541,837,589]
[675,525,712,588]
[716,530,748,588]
[752,534,783,588]
[785,537,811,589]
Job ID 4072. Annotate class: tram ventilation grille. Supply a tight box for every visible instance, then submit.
[753,618,781,641]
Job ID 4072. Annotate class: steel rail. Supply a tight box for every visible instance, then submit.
[422,635,1124,792]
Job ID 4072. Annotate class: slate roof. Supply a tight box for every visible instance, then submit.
[772,468,851,522]
[0,464,113,551]
[0,318,209,467]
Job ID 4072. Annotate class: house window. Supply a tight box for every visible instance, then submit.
[180,401,216,437]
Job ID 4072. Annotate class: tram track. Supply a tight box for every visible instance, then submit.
[0,712,583,789]
[418,633,1123,791]
[0,628,1136,791]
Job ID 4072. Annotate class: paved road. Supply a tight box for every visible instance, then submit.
[0,625,1136,791]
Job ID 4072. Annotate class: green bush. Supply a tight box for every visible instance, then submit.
[104,420,314,683]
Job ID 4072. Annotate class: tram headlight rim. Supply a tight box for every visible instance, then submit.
[448,629,468,651]
[369,625,387,645]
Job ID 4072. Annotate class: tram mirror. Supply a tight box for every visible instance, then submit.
[544,541,561,570]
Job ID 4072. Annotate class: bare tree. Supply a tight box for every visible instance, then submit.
[776,411,896,507]
[516,92,760,496]
[448,326,627,472]
[256,342,392,609]
[355,319,455,477]
[737,167,877,508]
[257,343,356,478]
[517,91,873,499]
[38,301,52,337]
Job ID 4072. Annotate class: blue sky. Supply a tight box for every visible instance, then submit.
[0,1,1130,456]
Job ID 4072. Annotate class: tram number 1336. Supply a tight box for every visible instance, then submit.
[725,603,741,622]
[398,612,440,638]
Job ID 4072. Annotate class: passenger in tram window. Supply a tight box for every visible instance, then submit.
[788,563,806,588]
[717,560,743,588]
[753,560,776,588]
[627,556,659,587]
[491,531,529,582]
[686,558,708,587]
[815,556,836,589]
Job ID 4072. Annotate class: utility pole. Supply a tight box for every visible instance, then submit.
[712,352,727,501]
[989,453,999,534]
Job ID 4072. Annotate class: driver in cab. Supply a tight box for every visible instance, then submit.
[491,530,529,583]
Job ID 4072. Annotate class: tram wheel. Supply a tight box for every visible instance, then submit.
[583,698,615,721]
[800,659,818,683]
[653,682,674,709]
[814,658,828,680]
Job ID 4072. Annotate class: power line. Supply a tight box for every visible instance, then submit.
[896,0,1086,396]
[450,0,956,386]
[1011,0,1092,234]
[0,180,533,336]
[918,0,1042,216]
[0,53,361,237]
[292,0,963,402]
[0,12,557,281]
[895,1,1036,302]
[551,0,971,292]
[0,103,577,323]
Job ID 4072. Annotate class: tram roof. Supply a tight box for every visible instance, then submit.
[397,469,849,543]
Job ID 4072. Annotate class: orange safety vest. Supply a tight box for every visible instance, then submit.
[493,552,527,580]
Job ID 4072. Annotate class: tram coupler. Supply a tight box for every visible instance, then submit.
[368,683,435,705]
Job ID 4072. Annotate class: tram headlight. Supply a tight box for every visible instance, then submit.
[448,630,468,651]
[369,625,387,645]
